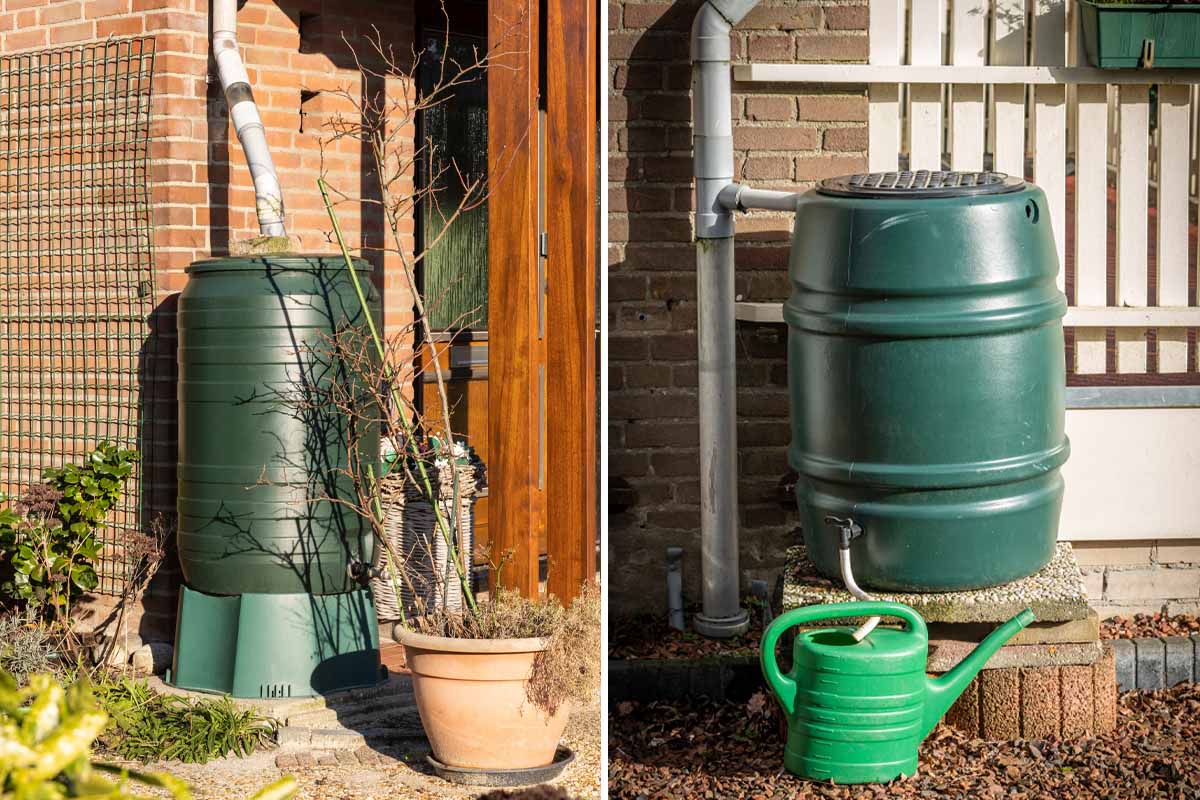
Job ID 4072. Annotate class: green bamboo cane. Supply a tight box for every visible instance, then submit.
[318,178,477,615]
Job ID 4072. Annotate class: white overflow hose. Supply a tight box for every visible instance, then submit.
[838,546,882,641]
[212,0,286,237]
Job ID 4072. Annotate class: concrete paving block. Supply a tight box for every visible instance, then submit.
[1109,638,1136,691]
[1020,668,1061,739]
[1060,665,1095,738]
[1164,637,1194,687]
[945,675,981,736]
[1095,646,1117,733]
[1134,637,1166,690]
[980,668,1020,740]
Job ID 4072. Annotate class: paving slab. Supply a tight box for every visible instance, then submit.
[927,609,1100,646]
[927,639,1104,673]
[783,542,1090,623]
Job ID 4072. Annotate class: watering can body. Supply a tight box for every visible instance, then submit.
[761,600,1033,784]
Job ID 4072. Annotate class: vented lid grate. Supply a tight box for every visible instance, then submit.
[817,170,1025,198]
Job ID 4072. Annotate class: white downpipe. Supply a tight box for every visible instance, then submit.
[838,547,882,641]
[213,0,286,237]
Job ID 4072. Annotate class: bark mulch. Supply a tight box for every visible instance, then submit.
[609,610,766,660]
[609,684,1200,799]
[1100,612,1200,640]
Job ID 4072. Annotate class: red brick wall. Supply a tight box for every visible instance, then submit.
[3,0,417,640]
[608,0,868,613]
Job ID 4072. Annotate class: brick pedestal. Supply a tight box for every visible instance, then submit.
[943,645,1117,738]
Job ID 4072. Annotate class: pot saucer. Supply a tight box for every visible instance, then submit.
[425,746,576,787]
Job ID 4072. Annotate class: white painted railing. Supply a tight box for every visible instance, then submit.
[732,0,1200,540]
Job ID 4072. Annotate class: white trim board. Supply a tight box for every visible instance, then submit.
[1060,407,1200,541]
[734,63,1200,86]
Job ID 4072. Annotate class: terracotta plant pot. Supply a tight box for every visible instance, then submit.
[396,629,571,770]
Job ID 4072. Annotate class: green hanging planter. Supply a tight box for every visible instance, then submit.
[1079,0,1200,68]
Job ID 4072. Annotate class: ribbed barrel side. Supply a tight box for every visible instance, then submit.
[177,256,381,595]
[787,183,1068,590]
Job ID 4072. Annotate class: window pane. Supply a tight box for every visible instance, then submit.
[420,33,488,331]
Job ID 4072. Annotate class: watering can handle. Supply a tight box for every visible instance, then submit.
[759,601,928,715]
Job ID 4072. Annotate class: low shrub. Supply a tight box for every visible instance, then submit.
[0,614,57,682]
[90,675,277,765]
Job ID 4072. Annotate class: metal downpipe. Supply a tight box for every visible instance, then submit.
[690,0,761,638]
[213,0,286,237]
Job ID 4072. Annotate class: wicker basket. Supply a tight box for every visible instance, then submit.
[372,454,478,622]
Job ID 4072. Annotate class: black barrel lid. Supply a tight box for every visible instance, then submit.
[817,170,1025,199]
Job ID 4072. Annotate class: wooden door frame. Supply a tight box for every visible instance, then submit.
[487,0,597,600]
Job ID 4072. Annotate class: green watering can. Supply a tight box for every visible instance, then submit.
[761,600,1034,784]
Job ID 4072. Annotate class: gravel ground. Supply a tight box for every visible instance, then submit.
[112,694,600,800]
[609,684,1200,799]
[1101,612,1200,640]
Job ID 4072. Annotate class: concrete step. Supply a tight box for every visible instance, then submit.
[326,689,417,722]
[276,726,368,750]
[284,695,420,730]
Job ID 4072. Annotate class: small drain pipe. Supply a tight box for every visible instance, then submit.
[691,0,798,638]
[666,547,685,632]
[213,0,286,237]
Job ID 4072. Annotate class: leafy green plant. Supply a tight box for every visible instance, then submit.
[90,675,277,764]
[0,443,137,619]
[0,670,295,799]
[43,442,138,545]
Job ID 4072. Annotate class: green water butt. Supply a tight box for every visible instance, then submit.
[787,173,1068,591]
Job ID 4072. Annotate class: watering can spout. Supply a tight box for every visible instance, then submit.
[920,608,1034,740]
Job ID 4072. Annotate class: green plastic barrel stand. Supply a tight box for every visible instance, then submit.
[171,585,383,698]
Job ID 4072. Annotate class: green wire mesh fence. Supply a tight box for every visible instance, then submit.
[0,37,157,594]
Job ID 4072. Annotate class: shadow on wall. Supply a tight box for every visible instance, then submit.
[608,0,797,615]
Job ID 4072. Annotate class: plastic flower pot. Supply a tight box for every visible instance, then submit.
[1079,0,1200,68]
[396,629,570,770]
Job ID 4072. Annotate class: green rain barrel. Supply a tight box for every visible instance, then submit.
[177,255,380,596]
[787,171,1069,591]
